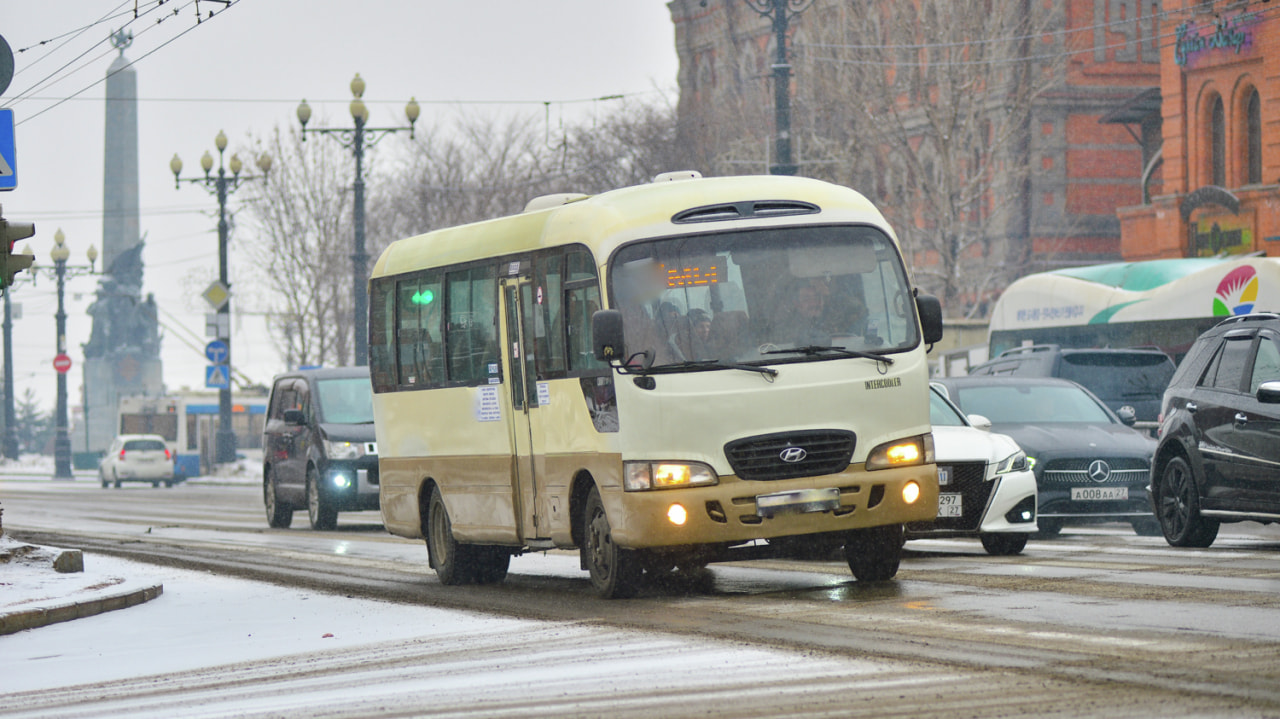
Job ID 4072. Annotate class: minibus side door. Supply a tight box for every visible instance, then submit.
[501,275,549,541]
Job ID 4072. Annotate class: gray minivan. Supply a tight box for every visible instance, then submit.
[262,366,379,530]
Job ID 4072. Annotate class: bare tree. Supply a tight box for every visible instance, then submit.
[241,126,359,369]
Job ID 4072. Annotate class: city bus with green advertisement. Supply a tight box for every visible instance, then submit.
[368,172,944,598]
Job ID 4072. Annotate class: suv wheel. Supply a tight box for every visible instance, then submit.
[306,466,338,530]
[1156,456,1219,548]
[264,468,293,529]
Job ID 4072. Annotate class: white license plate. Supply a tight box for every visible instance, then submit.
[1071,486,1129,501]
[936,493,962,517]
[756,487,841,517]
[937,466,951,486]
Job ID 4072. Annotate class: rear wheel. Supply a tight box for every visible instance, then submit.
[844,523,904,582]
[1157,456,1219,548]
[582,486,642,598]
[424,487,509,585]
[151,481,160,488]
[1035,517,1063,538]
[306,466,338,530]
[980,532,1028,556]
[113,470,121,489]
[264,468,293,529]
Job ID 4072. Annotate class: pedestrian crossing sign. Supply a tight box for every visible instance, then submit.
[205,364,230,389]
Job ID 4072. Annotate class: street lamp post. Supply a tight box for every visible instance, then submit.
[297,75,419,366]
[171,131,271,465]
[745,0,815,176]
[48,229,98,479]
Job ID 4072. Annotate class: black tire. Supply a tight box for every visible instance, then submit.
[264,469,293,529]
[1130,516,1163,537]
[165,481,174,488]
[844,523,904,582]
[426,486,487,585]
[151,481,160,488]
[100,478,109,489]
[581,486,642,598]
[1035,517,1063,538]
[1157,456,1219,548]
[472,546,511,584]
[306,466,338,530]
[980,532,1028,556]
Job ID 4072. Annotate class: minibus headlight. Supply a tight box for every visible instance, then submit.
[624,461,719,491]
[325,440,365,460]
[865,434,934,471]
[994,450,1028,475]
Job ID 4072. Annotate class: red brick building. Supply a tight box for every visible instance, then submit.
[1117,0,1280,260]
[668,0,1165,277]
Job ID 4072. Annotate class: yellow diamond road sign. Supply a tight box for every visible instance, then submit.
[202,281,229,311]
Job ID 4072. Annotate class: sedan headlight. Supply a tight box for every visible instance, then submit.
[865,434,935,471]
[324,440,365,460]
[624,461,719,491]
[994,450,1029,475]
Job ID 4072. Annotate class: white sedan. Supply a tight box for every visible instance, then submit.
[99,434,176,488]
[907,385,1039,555]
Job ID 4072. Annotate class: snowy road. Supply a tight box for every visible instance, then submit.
[4,478,1280,717]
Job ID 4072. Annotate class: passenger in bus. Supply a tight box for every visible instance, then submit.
[687,308,715,359]
[656,301,692,363]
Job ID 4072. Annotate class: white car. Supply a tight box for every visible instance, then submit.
[99,434,176,488]
[906,385,1039,555]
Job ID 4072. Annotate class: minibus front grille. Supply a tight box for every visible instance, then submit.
[725,430,855,481]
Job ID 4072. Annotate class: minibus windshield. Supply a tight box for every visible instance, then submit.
[609,225,918,370]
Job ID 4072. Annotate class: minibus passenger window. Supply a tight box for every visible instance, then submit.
[534,253,567,376]
[447,266,499,385]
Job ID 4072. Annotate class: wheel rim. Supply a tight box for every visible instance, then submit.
[429,497,451,568]
[587,506,616,582]
[1159,461,1191,538]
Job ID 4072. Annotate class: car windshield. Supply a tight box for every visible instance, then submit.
[123,439,166,451]
[608,225,918,370]
[316,377,374,424]
[1057,353,1174,402]
[929,388,967,427]
[954,384,1113,424]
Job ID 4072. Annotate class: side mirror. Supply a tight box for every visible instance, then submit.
[1116,405,1137,426]
[1257,380,1280,404]
[966,414,992,432]
[915,292,944,345]
[283,408,306,425]
[592,309,626,362]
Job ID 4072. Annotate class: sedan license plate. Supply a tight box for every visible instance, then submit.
[756,487,841,518]
[1071,486,1129,501]
[936,493,962,517]
[937,466,951,486]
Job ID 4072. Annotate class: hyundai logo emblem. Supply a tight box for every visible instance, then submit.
[1087,459,1111,483]
[780,446,808,463]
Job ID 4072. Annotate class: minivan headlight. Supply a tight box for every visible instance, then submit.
[865,434,934,471]
[625,461,719,491]
[324,440,365,460]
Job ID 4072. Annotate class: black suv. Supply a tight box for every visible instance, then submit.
[262,366,379,530]
[1151,313,1280,548]
[970,345,1176,426]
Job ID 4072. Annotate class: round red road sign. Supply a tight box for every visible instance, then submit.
[53,354,72,374]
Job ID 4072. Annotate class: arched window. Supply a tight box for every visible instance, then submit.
[1211,95,1225,186]
[1246,89,1261,185]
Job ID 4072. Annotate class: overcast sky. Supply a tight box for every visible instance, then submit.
[1,1,680,416]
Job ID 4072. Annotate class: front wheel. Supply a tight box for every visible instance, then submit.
[581,486,642,598]
[265,469,293,529]
[306,466,338,530]
[980,532,1028,556]
[1157,456,1219,548]
[844,523,904,582]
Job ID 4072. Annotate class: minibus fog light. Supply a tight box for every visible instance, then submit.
[667,504,688,526]
[624,461,718,491]
[902,481,921,504]
[331,473,353,489]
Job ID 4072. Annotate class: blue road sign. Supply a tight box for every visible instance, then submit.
[204,339,229,364]
[0,109,16,191]
[205,364,230,389]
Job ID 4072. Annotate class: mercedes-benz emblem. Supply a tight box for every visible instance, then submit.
[780,446,808,463]
[1087,459,1111,483]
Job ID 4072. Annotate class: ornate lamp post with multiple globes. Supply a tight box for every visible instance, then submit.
[170,131,271,465]
[297,74,419,366]
[48,229,98,478]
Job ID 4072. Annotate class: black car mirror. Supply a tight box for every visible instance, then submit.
[592,309,626,362]
[1116,405,1137,426]
[915,292,944,345]
[1257,380,1280,404]
[283,408,306,425]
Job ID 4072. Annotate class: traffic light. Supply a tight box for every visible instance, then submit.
[0,207,35,290]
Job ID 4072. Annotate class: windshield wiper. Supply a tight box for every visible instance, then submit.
[763,345,895,365]
[652,359,778,378]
